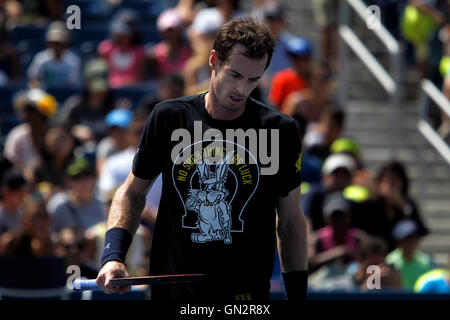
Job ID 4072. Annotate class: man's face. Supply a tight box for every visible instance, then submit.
[210,44,267,116]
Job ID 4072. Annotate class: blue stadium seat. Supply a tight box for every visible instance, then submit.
[46,87,82,105]
[0,256,67,300]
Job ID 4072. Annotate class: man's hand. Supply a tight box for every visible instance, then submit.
[96,261,131,294]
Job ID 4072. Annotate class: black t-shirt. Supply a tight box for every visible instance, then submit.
[132,93,303,300]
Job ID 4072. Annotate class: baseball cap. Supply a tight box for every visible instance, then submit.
[84,59,109,92]
[105,109,133,129]
[66,158,95,177]
[331,138,361,157]
[190,8,224,36]
[21,88,58,118]
[157,8,184,32]
[46,21,70,43]
[323,193,351,217]
[263,1,285,20]
[286,37,313,57]
[322,153,357,175]
[392,219,420,240]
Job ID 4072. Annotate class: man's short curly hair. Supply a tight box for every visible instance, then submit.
[213,17,275,70]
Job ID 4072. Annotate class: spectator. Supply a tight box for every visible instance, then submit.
[0,14,20,85]
[98,9,147,88]
[330,138,375,200]
[9,0,62,24]
[98,107,162,229]
[216,0,245,21]
[53,227,98,279]
[353,236,402,291]
[400,0,446,77]
[57,58,114,143]
[96,108,133,175]
[4,88,58,172]
[184,7,224,95]
[386,219,434,291]
[268,37,312,111]
[361,160,429,251]
[0,170,27,236]
[30,124,76,195]
[302,153,357,231]
[0,192,52,257]
[47,158,104,233]
[309,193,368,271]
[148,8,191,80]
[27,21,81,89]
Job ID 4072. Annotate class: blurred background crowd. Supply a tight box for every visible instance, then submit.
[0,0,449,299]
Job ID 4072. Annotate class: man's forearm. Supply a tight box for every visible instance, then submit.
[277,209,308,271]
[107,183,146,236]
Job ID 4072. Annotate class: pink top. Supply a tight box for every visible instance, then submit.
[317,226,359,253]
[153,42,191,76]
[98,40,146,88]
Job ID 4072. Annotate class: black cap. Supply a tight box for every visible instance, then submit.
[263,2,284,20]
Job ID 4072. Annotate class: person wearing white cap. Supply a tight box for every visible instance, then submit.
[27,21,81,89]
[147,8,192,79]
[302,153,357,231]
[183,7,225,95]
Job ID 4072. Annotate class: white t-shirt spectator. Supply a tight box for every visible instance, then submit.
[27,48,81,89]
[98,147,162,209]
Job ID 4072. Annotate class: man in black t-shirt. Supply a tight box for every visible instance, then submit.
[96,18,308,301]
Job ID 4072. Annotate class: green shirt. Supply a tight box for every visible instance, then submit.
[386,248,434,291]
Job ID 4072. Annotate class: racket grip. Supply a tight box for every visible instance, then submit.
[72,279,101,292]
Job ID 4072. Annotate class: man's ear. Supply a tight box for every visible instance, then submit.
[209,50,218,70]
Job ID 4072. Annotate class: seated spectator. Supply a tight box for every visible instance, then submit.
[184,7,224,95]
[302,153,357,231]
[98,107,162,229]
[386,219,434,291]
[47,158,104,233]
[53,227,98,279]
[27,21,81,89]
[353,236,402,291]
[268,37,312,111]
[0,170,27,236]
[98,9,147,88]
[309,193,368,271]
[258,1,295,100]
[281,61,333,122]
[96,108,133,175]
[0,192,52,257]
[330,138,375,200]
[0,16,20,85]
[147,8,191,80]
[7,0,62,24]
[4,88,58,172]
[57,58,114,142]
[138,73,186,114]
[358,161,429,251]
[30,124,76,196]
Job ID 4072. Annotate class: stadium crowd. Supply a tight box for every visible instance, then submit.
[0,0,449,298]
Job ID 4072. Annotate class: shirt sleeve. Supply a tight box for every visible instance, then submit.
[275,118,303,197]
[132,106,166,180]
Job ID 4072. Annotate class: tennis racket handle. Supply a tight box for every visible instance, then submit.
[72,279,101,291]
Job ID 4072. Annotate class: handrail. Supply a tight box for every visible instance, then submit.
[339,25,396,94]
[338,0,401,157]
[418,79,450,165]
[346,0,400,55]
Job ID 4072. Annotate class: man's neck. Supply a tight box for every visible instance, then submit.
[204,91,245,121]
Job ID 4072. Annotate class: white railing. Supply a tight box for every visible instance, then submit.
[417,79,450,164]
[338,0,401,156]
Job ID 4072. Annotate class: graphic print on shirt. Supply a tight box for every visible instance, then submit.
[172,140,260,245]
